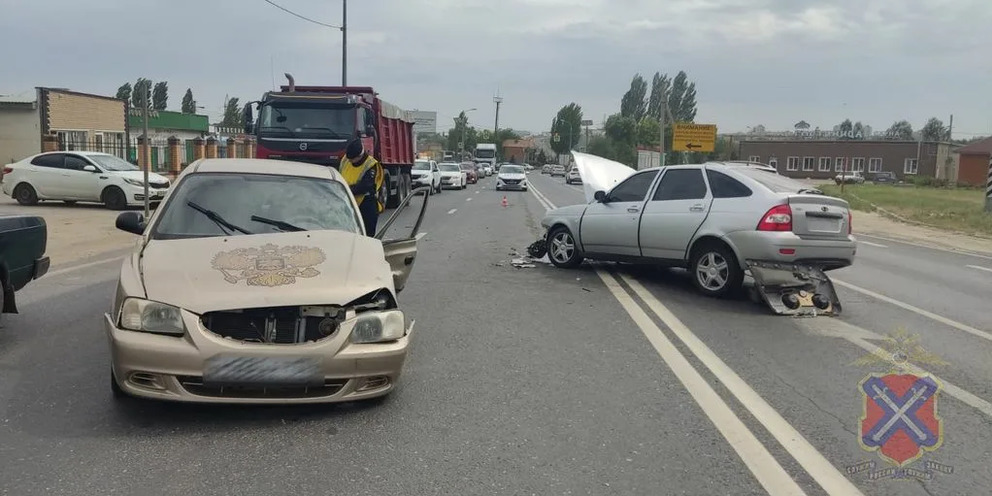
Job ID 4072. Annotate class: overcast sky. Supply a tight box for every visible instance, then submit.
[2,0,990,138]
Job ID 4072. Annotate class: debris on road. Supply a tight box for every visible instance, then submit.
[747,261,842,317]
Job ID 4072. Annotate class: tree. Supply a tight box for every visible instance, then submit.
[132,78,152,108]
[921,117,948,141]
[836,119,853,136]
[181,88,196,114]
[445,111,478,153]
[636,117,660,147]
[550,103,583,156]
[668,71,697,122]
[536,149,550,165]
[152,82,168,111]
[885,120,914,140]
[620,74,648,121]
[604,113,637,146]
[221,97,241,127]
[116,83,132,103]
[646,72,670,120]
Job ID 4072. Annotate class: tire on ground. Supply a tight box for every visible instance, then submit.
[689,240,744,297]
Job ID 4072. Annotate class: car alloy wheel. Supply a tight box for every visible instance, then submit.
[690,244,743,297]
[547,226,583,268]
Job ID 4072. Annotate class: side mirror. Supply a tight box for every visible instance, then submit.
[594,190,608,203]
[243,103,254,134]
[116,211,146,235]
[83,165,98,172]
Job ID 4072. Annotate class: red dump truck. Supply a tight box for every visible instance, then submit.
[243,74,415,208]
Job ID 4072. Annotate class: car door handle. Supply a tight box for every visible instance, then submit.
[690,204,705,212]
[627,207,640,213]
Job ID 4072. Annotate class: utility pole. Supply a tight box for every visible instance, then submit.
[460,114,467,160]
[142,86,150,218]
[341,0,347,85]
[493,93,503,143]
[659,80,668,168]
[986,154,992,212]
[948,114,953,141]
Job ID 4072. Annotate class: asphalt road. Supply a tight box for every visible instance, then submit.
[1,171,989,495]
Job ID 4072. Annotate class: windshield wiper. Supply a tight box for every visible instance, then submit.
[186,201,252,235]
[250,215,306,232]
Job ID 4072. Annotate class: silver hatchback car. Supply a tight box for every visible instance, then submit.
[540,161,856,297]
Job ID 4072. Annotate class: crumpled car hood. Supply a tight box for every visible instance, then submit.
[138,230,391,314]
[572,151,636,203]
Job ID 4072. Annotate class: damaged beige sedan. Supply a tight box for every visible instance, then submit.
[105,158,427,403]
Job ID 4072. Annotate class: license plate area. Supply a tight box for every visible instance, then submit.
[203,355,322,387]
[806,216,841,233]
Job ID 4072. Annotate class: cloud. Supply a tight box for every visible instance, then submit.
[0,0,990,137]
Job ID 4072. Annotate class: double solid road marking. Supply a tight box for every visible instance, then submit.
[527,181,864,496]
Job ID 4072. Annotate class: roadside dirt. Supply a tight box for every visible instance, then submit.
[854,210,992,255]
[1,197,137,267]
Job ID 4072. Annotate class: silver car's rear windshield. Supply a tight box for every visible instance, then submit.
[732,168,810,193]
[151,173,361,239]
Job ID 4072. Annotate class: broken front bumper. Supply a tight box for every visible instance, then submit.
[746,260,842,316]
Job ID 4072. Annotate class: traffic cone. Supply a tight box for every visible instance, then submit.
[501,196,508,208]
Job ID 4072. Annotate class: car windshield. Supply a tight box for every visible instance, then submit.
[733,167,812,193]
[439,164,461,172]
[413,161,430,170]
[88,154,138,171]
[475,149,495,159]
[258,101,356,139]
[501,165,524,174]
[152,173,360,239]
[460,164,474,170]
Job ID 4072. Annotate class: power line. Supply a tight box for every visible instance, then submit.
[262,0,341,29]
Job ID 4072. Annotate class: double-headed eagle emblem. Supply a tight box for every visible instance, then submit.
[211,243,326,287]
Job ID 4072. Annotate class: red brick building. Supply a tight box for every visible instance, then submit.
[953,136,992,186]
[739,140,959,181]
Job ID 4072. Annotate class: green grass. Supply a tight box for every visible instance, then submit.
[819,184,992,237]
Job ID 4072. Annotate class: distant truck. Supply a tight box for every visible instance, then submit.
[474,143,497,169]
[244,74,416,208]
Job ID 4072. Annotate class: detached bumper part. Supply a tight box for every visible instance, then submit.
[746,260,842,316]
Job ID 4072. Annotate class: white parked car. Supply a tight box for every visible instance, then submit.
[2,151,171,210]
[565,168,582,184]
[438,162,467,189]
[495,164,528,191]
[412,159,442,194]
[477,163,493,176]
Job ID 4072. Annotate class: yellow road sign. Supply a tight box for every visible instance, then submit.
[672,123,717,153]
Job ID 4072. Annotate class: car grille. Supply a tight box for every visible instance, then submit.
[177,376,347,399]
[502,179,520,185]
[201,306,344,344]
[149,181,170,189]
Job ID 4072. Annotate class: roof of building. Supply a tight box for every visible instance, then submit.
[37,87,124,103]
[0,94,36,104]
[128,109,209,133]
[954,135,992,155]
[503,139,534,148]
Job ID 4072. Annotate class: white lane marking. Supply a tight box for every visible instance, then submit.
[466,197,472,202]
[833,279,992,344]
[859,241,888,248]
[622,274,864,496]
[447,208,457,215]
[966,264,992,273]
[857,233,992,261]
[45,254,128,278]
[475,190,480,194]
[796,317,992,420]
[528,183,557,211]
[597,270,809,496]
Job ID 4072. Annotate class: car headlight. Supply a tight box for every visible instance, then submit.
[119,298,186,336]
[349,310,405,344]
[123,178,144,187]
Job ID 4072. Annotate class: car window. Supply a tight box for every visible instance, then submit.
[733,167,811,193]
[652,169,708,201]
[30,154,65,169]
[152,173,361,239]
[705,170,752,198]
[64,155,91,171]
[501,165,524,174]
[608,170,658,202]
[439,164,460,172]
[88,154,139,171]
[413,161,430,170]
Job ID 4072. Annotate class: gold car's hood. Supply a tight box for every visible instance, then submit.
[139,230,392,314]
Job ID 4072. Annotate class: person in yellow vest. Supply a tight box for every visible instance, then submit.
[340,139,385,236]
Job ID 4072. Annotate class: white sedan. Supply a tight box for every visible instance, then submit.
[2,151,171,210]
[438,162,467,189]
[495,164,528,191]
